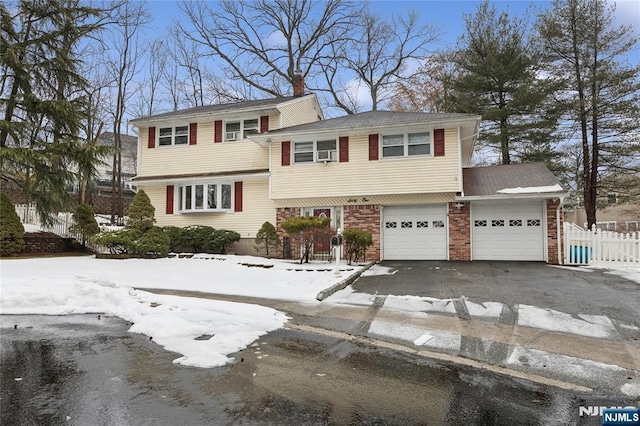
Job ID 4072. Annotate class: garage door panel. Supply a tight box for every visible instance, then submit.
[472,202,544,261]
[383,205,447,260]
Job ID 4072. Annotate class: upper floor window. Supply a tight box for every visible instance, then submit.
[293,139,337,163]
[177,183,232,212]
[225,118,259,141]
[159,126,188,146]
[382,132,431,158]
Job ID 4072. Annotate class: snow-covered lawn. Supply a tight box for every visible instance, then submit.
[1,255,361,368]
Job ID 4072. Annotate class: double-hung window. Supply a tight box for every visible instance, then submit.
[382,132,431,158]
[178,183,233,212]
[293,139,337,163]
[225,118,259,141]
[158,126,188,146]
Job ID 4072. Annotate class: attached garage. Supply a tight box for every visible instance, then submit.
[383,205,447,260]
[471,201,545,261]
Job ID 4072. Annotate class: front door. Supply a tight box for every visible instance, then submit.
[313,208,332,253]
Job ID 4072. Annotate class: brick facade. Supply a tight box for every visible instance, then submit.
[344,204,381,262]
[546,199,563,264]
[448,202,471,261]
[275,207,301,259]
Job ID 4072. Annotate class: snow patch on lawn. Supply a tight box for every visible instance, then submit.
[0,275,288,368]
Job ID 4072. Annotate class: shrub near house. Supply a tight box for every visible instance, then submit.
[0,193,25,256]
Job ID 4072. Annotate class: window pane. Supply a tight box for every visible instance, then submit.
[408,132,429,144]
[226,122,240,132]
[295,142,313,152]
[317,140,336,151]
[382,134,403,146]
[295,152,313,163]
[175,126,188,135]
[174,135,188,145]
[408,144,430,156]
[195,185,203,209]
[159,128,172,146]
[184,185,192,210]
[383,146,404,157]
[207,184,217,209]
[221,184,232,209]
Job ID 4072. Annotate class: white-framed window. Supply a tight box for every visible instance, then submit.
[177,183,233,212]
[381,131,431,158]
[158,126,189,146]
[293,139,337,163]
[225,118,259,141]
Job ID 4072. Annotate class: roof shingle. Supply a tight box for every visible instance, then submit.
[463,163,565,197]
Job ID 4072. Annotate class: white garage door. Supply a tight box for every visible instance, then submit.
[472,202,544,261]
[383,205,447,260]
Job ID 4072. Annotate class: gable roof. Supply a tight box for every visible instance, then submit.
[262,110,479,136]
[462,163,567,199]
[130,94,317,125]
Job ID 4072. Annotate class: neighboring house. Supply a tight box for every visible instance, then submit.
[130,88,568,263]
[95,132,138,190]
[567,204,639,232]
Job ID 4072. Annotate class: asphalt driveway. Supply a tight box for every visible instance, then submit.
[352,261,640,326]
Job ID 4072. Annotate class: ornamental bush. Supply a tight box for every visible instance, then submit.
[126,189,155,232]
[280,216,331,263]
[255,221,280,257]
[92,228,142,255]
[343,229,373,264]
[134,226,170,257]
[206,229,241,254]
[163,225,240,254]
[0,193,25,256]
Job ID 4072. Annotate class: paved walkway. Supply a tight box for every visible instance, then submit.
[141,287,640,399]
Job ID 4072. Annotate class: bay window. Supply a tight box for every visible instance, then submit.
[178,183,233,212]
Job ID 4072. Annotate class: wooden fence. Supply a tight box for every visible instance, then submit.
[564,222,640,266]
[14,204,115,253]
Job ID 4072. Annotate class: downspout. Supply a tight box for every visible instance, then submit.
[267,139,272,200]
[557,197,565,265]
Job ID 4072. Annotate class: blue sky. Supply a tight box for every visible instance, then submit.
[145,0,640,51]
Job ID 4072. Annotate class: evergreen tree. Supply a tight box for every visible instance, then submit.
[0,1,103,225]
[70,203,99,247]
[538,0,640,228]
[255,221,280,258]
[0,193,25,256]
[445,1,560,166]
[126,189,155,232]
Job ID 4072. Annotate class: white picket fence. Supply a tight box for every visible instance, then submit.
[14,204,117,253]
[564,222,640,266]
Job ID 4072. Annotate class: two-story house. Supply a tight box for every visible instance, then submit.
[131,89,567,263]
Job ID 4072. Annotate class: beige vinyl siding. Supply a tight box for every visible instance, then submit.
[270,128,460,199]
[139,121,269,177]
[272,193,456,208]
[141,179,275,238]
[279,96,322,128]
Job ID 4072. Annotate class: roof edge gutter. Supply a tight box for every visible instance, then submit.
[457,192,570,201]
[132,172,270,185]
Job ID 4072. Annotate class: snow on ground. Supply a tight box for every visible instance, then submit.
[383,295,457,315]
[517,304,617,339]
[0,255,359,368]
[361,264,397,276]
[22,224,43,233]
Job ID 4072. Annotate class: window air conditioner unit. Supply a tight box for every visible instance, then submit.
[225,131,237,141]
[316,150,334,162]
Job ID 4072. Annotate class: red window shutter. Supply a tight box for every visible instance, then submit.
[260,115,269,133]
[214,120,223,143]
[368,134,379,161]
[339,136,349,162]
[234,182,243,212]
[189,123,197,145]
[281,141,291,166]
[434,128,445,157]
[166,185,174,215]
[148,127,156,149]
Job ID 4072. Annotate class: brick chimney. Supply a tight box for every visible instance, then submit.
[292,70,304,96]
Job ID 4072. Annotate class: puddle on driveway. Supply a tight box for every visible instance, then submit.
[1,315,634,425]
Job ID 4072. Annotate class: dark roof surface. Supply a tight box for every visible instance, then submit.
[264,110,479,134]
[130,96,303,122]
[463,163,564,196]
